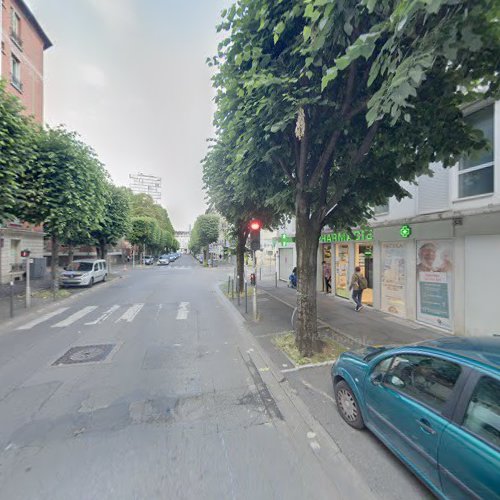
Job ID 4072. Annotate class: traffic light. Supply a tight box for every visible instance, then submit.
[249,219,262,251]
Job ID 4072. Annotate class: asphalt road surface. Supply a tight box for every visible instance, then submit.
[0,256,377,500]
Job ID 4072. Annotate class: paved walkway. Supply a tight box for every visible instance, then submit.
[256,273,447,347]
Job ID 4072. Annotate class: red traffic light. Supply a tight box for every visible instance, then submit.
[249,220,262,231]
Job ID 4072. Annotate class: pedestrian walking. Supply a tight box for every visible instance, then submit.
[349,266,367,311]
[322,260,331,293]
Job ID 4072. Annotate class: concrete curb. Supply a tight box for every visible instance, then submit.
[214,283,377,500]
[0,274,127,335]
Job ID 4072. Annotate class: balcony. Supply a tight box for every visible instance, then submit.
[10,29,23,50]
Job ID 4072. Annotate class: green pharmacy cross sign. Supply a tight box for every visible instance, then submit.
[400,225,412,238]
[279,234,295,246]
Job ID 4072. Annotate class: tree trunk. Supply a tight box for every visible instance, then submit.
[67,245,74,265]
[99,239,107,259]
[51,234,59,284]
[203,247,208,266]
[236,230,246,292]
[295,205,321,357]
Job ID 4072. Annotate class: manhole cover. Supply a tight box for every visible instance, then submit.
[53,344,115,366]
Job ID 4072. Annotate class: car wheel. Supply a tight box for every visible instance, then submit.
[334,380,365,429]
[88,278,94,288]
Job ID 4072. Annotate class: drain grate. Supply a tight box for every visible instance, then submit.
[53,344,115,366]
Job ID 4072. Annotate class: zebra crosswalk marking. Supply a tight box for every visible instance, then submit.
[16,307,69,330]
[52,306,98,328]
[115,303,144,323]
[85,305,120,325]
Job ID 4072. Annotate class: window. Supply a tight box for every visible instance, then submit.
[10,55,22,91]
[463,376,500,449]
[374,203,389,216]
[369,357,393,384]
[385,354,461,412]
[458,105,494,198]
[10,9,22,48]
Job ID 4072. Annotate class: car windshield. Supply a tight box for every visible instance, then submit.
[66,262,93,272]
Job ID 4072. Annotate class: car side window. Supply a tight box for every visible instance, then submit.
[462,376,500,449]
[103,262,106,270]
[94,263,99,271]
[385,354,461,412]
[99,262,103,270]
[369,357,393,384]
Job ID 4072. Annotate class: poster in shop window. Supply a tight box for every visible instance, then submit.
[416,240,453,330]
[381,242,406,317]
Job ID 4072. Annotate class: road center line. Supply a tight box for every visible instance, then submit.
[85,305,120,325]
[16,307,69,330]
[52,306,98,328]
[176,302,189,320]
[115,303,144,323]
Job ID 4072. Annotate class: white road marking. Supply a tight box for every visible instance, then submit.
[52,306,98,328]
[16,307,69,330]
[115,303,144,323]
[85,305,120,325]
[176,302,189,320]
[301,379,337,405]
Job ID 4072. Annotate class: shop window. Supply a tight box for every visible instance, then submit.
[459,105,494,198]
[335,244,350,299]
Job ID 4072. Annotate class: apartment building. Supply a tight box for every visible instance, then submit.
[325,100,499,337]
[0,0,52,283]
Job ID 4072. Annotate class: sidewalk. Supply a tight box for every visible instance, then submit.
[231,268,446,349]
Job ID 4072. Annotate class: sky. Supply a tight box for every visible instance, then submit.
[26,0,231,231]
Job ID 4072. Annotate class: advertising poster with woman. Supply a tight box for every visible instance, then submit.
[416,240,453,330]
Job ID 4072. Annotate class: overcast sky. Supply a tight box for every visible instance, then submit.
[27,0,231,231]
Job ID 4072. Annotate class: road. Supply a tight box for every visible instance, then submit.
[0,256,375,500]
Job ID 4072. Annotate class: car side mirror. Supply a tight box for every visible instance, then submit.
[370,373,383,386]
[63,266,67,270]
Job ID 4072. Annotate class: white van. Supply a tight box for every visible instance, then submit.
[60,259,107,287]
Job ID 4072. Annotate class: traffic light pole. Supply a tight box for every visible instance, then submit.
[252,250,257,321]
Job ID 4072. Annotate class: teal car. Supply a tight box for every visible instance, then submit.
[332,337,499,499]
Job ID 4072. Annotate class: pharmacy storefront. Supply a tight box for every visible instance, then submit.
[321,229,374,306]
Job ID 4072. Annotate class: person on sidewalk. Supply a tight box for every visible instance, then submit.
[349,266,367,311]
[322,260,331,293]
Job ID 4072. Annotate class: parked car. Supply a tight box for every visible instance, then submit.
[332,337,500,499]
[157,255,170,266]
[168,253,177,262]
[143,255,154,265]
[60,259,107,287]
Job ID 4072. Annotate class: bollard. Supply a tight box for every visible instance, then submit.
[252,276,258,321]
[227,275,231,295]
[25,257,31,309]
[10,281,14,318]
[237,277,240,306]
[231,278,234,300]
[275,271,277,288]
[245,282,248,314]
[259,267,262,281]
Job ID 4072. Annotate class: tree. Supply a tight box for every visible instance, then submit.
[127,216,159,254]
[203,137,287,290]
[189,214,220,264]
[211,0,500,355]
[0,80,36,221]
[92,185,131,258]
[18,126,108,282]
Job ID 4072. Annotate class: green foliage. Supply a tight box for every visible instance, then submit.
[124,191,176,253]
[189,214,220,255]
[91,184,131,250]
[0,80,36,221]
[211,0,500,354]
[18,126,108,242]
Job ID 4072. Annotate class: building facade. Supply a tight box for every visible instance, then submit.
[277,100,499,337]
[175,231,191,253]
[129,173,162,202]
[0,0,51,284]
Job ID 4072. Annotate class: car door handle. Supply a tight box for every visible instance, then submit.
[417,418,436,435]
